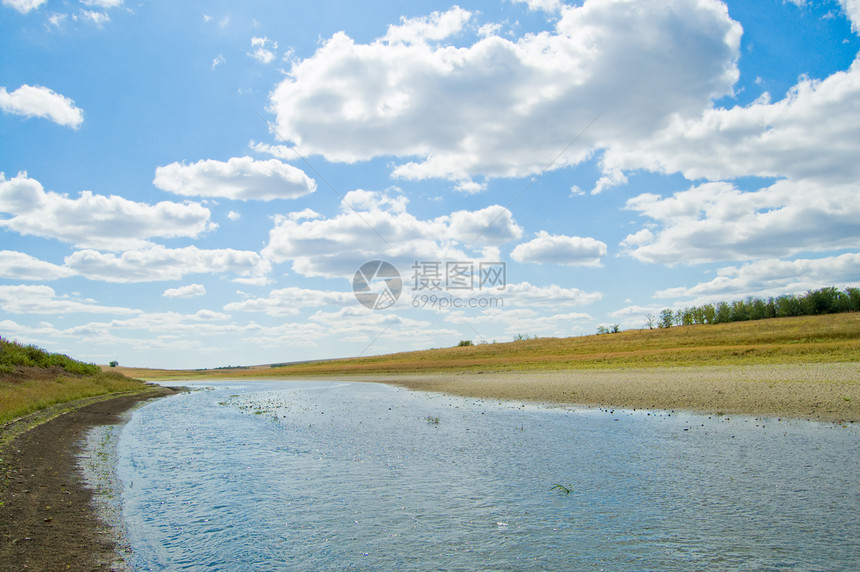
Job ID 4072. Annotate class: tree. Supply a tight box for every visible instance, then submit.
[714,302,731,323]
[730,299,749,321]
[775,295,802,317]
[701,304,716,324]
[645,313,655,329]
[659,308,674,328]
[109,360,119,367]
[846,287,860,311]
[749,298,768,320]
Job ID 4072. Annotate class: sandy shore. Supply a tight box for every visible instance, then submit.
[352,362,860,423]
[0,387,180,572]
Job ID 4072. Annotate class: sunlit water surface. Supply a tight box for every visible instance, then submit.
[113,380,859,570]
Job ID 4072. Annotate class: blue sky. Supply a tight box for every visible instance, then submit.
[2,0,859,369]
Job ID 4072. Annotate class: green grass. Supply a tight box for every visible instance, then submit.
[0,337,150,425]
[0,372,149,425]
[0,338,101,375]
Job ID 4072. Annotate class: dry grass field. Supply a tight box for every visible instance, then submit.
[133,314,860,379]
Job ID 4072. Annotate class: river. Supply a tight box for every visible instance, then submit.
[98,379,858,570]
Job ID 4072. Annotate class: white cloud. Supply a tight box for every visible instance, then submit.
[840,0,860,32]
[224,287,354,316]
[2,0,46,14]
[249,36,277,64]
[603,58,860,189]
[443,307,592,338]
[163,283,207,298]
[0,172,213,250]
[212,54,226,69]
[590,168,628,195]
[0,84,84,128]
[503,281,602,306]
[79,310,233,341]
[622,180,860,264]
[512,0,562,14]
[609,303,668,326]
[262,189,522,278]
[654,253,860,301]
[80,0,123,8]
[47,12,67,27]
[384,6,471,45]
[618,228,653,248]
[511,231,607,266]
[227,210,241,221]
[75,9,110,26]
[269,0,740,182]
[0,285,138,315]
[153,156,316,201]
[305,306,450,349]
[65,245,268,283]
[0,251,75,281]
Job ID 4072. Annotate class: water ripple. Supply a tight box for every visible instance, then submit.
[116,380,860,571]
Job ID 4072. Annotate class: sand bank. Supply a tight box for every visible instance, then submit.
[356,363,860,423]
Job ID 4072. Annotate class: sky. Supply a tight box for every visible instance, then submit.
[2,0,860,369]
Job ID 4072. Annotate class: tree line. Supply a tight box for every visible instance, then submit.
[650,286,860,329]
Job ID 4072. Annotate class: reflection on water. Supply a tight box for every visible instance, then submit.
[116,380,859,571]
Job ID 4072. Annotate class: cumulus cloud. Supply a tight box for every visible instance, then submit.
[512,0,562,13]
[0,251,75,281]
[153,157,316,201]
[0,172,213,250]
[223,287,355,316]
[621,180,860,264]
[2,0,47,14]
[511,231,607,266]
[269,1,740,183]
[603,58,860,189]
[443,307,592,338]
[503,281,602,306]
[163,283,207,298]
[80,0,123,8]
[65,245,268,283]
[262,189,522,278]
[839,0,860,33]
[75,9,110,26]
[306,306,449,346]
[248,36,277,64]
[383,6,471,44]
[654,253,860,301]
[0,284,138,315]
[0,84,84,128]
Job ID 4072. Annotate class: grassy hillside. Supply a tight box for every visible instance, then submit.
[0,337,150,425]
[134,313,860,379]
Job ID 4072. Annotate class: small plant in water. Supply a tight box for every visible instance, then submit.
[551,484,573,494]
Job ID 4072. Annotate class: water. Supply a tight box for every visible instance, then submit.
[112,379,859,571]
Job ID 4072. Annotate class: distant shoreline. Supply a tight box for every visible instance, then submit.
[320,363,860,423]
